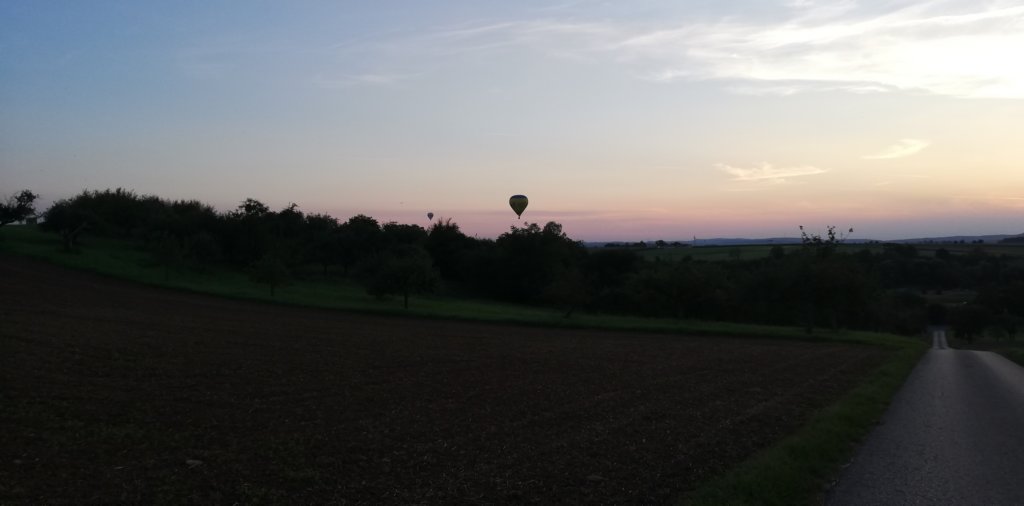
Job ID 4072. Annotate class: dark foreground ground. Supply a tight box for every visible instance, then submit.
[1,256,885,504]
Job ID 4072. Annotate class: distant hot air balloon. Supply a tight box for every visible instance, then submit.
[427,212,434,221]
[509,195,528,218]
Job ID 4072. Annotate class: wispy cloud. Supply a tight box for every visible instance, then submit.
[411,1,1024,99]
[726,81,900,96]
[428,19,619,59]
[863,139,931,159]
[619,2,1024,98]
[312,73,416,89]
[717,162,828,183]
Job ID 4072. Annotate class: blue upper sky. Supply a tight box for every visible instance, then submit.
[3,1,1023,240]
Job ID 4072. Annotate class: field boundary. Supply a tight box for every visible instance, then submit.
[1,227,927,505]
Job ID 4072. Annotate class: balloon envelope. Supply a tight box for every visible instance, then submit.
[509,195,528,218]
[427,212,434,220]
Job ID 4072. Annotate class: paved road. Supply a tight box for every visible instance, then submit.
[826,329,1024,505]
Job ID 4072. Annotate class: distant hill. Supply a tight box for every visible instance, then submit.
[887,234,1018,244]
[585,234,1024,248]
[585,238,804,248]
[690,237,803,246]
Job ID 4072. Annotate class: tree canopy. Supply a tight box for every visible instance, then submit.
[26,187,1024,336]
[0,190,38,227]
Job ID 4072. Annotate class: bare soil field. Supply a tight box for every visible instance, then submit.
[1,256,886,504]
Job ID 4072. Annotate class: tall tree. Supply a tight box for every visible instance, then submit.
[486,221,586,303]
[0,190,38,228]
[338,215,382,275]
[357,245,438,309]
[40,197,90,251]
[425,218,476,281]
[303,213,340,275]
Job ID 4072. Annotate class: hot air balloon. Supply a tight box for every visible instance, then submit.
[509,195,528,218]
[427,212,434,221]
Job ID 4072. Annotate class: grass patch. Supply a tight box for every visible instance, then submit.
[684,340,925,505]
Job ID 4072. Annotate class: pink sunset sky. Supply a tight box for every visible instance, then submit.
[3,1,1023,241]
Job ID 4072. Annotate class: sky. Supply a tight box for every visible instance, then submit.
[2,0,1023,241]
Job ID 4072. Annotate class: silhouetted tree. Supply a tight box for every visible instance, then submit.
[425,218,476,281]
[41,197,91,251]
[54,188,166,237]
[382,222,427,248]
[869,290,928,335]
[357,245,438,309]
[582,248,639,311]
[977,269,1024,318]
[339,215,382,275]
[33,186,1024,338]
[797,225,855,333]
[882,243,918,260]
[222,198,275,265]
[269,203,306,267]
[250,253,290,297]
[543,266,589,318]
[992,313,1022,341]
[304,213,340,275]
[949,304,992,343]
[236,198,270,218]
[799,225,853,259]
[488,222,585,303]
[0,190,38,228]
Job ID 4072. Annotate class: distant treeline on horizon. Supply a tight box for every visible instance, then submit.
[23,188,1024,339]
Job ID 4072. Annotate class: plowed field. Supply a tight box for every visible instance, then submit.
[0,257,885,504]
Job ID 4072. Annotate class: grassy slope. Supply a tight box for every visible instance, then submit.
[0,225,926,505]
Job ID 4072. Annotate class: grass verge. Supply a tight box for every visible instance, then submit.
[994,349,1024,366]
[946,335,1024,368]
[684,340,925,505]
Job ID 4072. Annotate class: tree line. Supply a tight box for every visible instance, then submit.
[11,188,1024,338]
